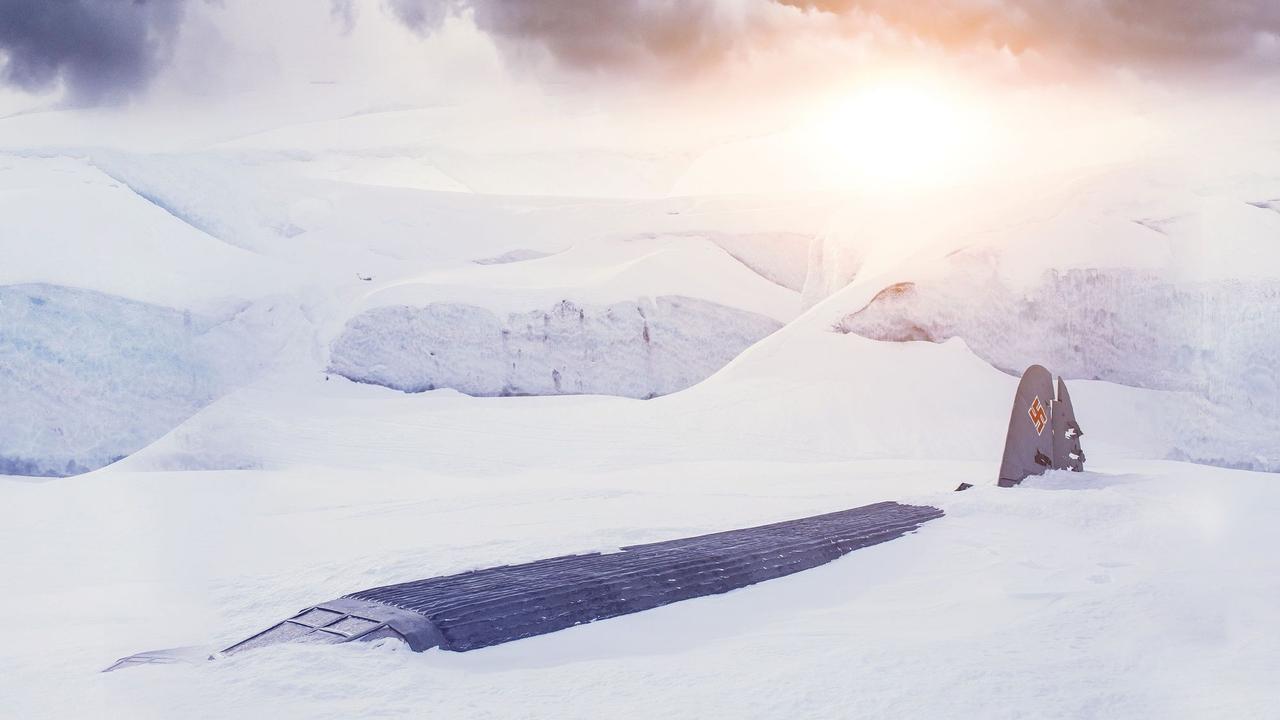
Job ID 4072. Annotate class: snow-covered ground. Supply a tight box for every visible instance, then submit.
[6,293,1280,717]
[5,454,1279,718]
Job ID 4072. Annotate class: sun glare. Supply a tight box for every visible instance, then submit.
[803,81,987,189]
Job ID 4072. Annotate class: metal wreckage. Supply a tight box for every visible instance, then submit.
[998,364,1086,486]
[106,365,1082,671]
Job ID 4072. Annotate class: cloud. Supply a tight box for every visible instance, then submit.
[0,0,190,105]
[380,0,749,74]
[374,0,1280,84]
[330,0,359,34]
[775,0,1280,73]
[4,0,1274,108]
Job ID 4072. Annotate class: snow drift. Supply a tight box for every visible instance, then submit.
[328,296,783,399]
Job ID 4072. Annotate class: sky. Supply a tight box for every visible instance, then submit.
[2,0,1278,104]
[0,0,1276,194]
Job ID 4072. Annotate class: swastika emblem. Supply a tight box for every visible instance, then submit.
[1028,396,1047,436]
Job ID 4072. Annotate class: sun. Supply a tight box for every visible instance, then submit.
[801,81,987,189]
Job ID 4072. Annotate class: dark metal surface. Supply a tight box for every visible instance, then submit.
[1051,376,1086,472]
[998,364,1056,487]
[225,500,944,656]
[998,365,1088,487]
[220,596,445,656]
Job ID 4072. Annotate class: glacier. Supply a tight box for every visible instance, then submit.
[329,296,783,398]
[0,284,302,476]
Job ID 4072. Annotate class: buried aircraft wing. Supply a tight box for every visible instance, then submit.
[106,501,943,668]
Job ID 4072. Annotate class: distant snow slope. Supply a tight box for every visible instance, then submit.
[107,156,1280,477]
[802,162,1280,471]
[5,109,1278,478]
[0,149,824,475]
[0,156,288,307]
[359,234,801,323]
[123,308,1271,478]
[209,105,700,199]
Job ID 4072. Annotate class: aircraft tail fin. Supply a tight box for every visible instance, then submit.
[998,365,1086,487]
[1051,376,1085,472]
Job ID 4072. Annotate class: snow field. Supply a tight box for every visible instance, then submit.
[3,459,1277,719]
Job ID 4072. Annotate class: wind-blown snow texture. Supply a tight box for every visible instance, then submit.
[329,296,783,398]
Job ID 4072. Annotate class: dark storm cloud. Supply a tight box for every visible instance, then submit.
[382,0,741,73]
[0,0,190,105]
[776,0,1280,71]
